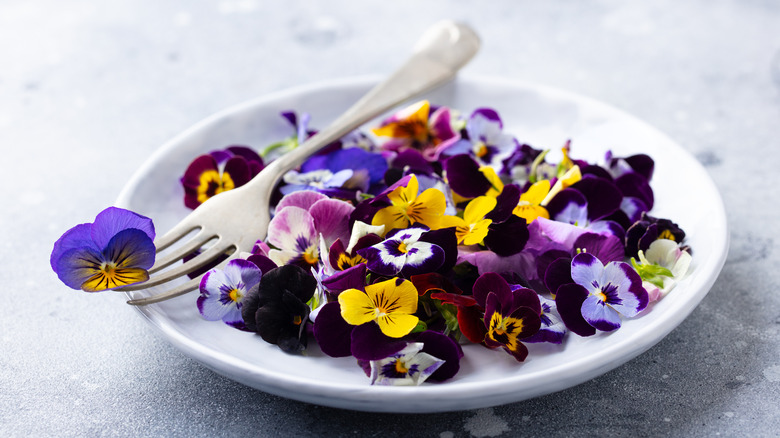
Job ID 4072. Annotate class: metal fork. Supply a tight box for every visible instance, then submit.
[121,20,481,306]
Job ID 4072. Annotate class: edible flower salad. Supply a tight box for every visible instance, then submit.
[51,100,692,386]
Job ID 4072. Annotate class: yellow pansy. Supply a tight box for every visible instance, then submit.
[338,278,420,338]
[372,174,446,233]
[440,196,497,245]
[513,180,551,223]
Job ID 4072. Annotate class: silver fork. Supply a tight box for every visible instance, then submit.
[121,20,480,306]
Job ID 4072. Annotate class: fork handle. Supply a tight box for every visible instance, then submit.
[246,20,480,196]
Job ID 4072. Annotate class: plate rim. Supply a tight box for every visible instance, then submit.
[116,75,729,412]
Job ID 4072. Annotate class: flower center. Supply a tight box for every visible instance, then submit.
[397,242,408,254]
[197,170,235,203]
[228,288,242,302]
[292,315,302,326]
[659,229,676,241]
[474,142,489,158]
[303,247,319,265]
[394,359,409,374]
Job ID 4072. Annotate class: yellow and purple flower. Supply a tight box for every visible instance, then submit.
[180,146,264,209]
[371,174,446,232]
[368,342,444,386]
[439,108,518,169]
[50,207,155,292]
[372,100,460,161]
[358,227,446,278]
[338,278,420,338]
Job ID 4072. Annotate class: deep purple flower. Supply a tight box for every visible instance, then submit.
[624,212,686,258]
[555,253,648,335]
[180,145,264,209]
[242,265,317,353]
[358,227,445,277]
[439,108,518,169]
[301,147,389,194]
[51,207,155,292]
[197,259,261,330]
[472,273,541,361]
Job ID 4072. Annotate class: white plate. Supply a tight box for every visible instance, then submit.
[116,76,728,413]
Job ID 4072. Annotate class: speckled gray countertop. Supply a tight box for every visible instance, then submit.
[2,1,779,436]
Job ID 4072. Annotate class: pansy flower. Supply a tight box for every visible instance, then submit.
[267,191,354,269]
[300,147,389,195]
[372,100,460,161]
[443,154,504,199]
[368,343,444,386]
[625,213,686,258]
[358,227,446,277]
[439,108,518,169]
[328,221,384,271]
[523,294,565,344]
[513,180,551,223]
[50,207,155,292]
[197,259,261,330]
[371,174,446,232]
[631,239,692,302]
[180,145,264,209]
[472,273,542,361]
[338,278,420,338]
[555,253,648,336]
[439,196,497,245]
[241,265,317,353]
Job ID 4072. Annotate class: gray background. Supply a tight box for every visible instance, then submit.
[2,0,779,436]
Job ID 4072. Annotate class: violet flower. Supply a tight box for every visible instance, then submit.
[197,259,262,330]
[555,253,648,336]
[180,145,263,209]
[439,108,518,169]
[51,207,155,292]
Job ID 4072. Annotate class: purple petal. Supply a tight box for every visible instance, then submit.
[350,322,407,361]
[572,233,625,264]
[546,188,588,225]
[54,246,105,290]
[555,283,596,337]
[543,256,574,296]
[605,262,648,317]
[473,272,513,310]
[512,288,541,315]
[485,184,521,223]
[90,207,156,249]
[313,302,354,357]
[570,252,604,295]
[399,242,445,277]
[309,198,354,248]
[616,172,654,210]
[51,223,98,273]
[581,295,622,331]
[442,154,491,198]
[223,259,262,291]
[322,264,367,296]
[418,227,458,272]
[415,331,462,382]
[222,156,252,187]
[276,190,328,212]
[570,177,623,221]
[103,228,156,270]
[483,215,529,257]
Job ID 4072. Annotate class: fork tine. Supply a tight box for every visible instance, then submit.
[125,255,235,305]
[149,229,215,274]
[121,240,236,291]
[153,219,202,253]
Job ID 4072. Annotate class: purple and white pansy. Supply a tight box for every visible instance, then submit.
[197,259,262,330]
[52,101,692,387]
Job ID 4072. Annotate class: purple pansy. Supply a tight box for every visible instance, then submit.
[472,273,542,361]
[555,253,648,335]
[368,342,444,386]
[358,227,445,277]
[197,259,262,330]
[51,207,155,292]
[180,145,264,209]
[625,212,687,258]
[301,147,389,194]
[440,108,518,169]
[267,191,354,269]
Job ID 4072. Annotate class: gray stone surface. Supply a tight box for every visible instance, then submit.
[2,0,779,436]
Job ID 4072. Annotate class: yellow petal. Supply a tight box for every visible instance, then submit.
[479,166,504,197]
[463,196,497,224]
[461,218,492,246]
[367,278,419,315]
[371,205,409,235]
[438,214,466,230]
[542,165,581,206]
[371,101,430,139]
[513,205,550,224]
[376,313,420,338]
[338,288,377,326]
[520,180,551,205]
[81,268,149,292]
[409,187,446,228]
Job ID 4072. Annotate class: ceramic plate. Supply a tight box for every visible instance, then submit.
[115,76,728,413]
